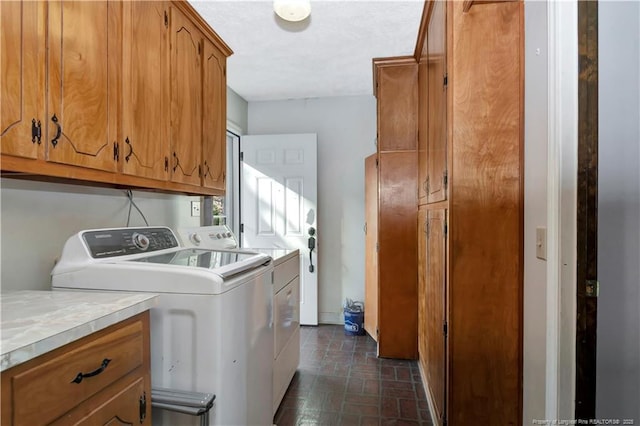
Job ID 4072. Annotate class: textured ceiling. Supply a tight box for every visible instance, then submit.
[190,1,424,102]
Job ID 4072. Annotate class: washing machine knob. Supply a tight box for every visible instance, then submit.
[190,233,202,245]
[132,233,150,251]
[216,233,223,239]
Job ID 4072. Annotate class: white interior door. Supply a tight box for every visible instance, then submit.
[241,133,318,325]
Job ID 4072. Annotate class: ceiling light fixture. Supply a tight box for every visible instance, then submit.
[274,0,311,22]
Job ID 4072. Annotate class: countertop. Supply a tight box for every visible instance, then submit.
[0,290,158,372]
[250,248,299,266]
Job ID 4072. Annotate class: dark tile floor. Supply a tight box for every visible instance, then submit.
[274,325,433,426]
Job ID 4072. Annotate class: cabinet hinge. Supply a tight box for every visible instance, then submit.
[374,135,378,148]
[198,164,202,177]
[164,156,169,172]
[376,327,379,337]
[444,220,448,236]
[423,219,429,236]
[113,142,119,161]
[444,73,448,88]
[443,321,448,337]
[376,242,379,252]
[425,176,430,194]
[240,223,244,233]
[31,119,42,144]
[139,391,147,423]
[198,42,201,55]
[240,151,244,162]
[443,169,448,189]
[375,158,379,167]
[164,10,168,28]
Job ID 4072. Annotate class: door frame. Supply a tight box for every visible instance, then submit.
[546,0,579,419]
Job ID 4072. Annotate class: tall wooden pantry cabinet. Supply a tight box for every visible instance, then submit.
[364,58,418,359]
[414,1,524,425]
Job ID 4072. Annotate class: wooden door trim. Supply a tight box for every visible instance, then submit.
[575,0,598,419]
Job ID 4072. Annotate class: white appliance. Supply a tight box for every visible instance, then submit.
[51,227,274,426]
[176,225,300,415]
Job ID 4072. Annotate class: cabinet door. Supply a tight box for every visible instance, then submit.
[51,377,150,426]
[427,0,447,204]
[47,1,120,172]
[364,154,379,341]
[121,1,170,181]
[417,56,429,204]
[418,206,428,363]
[201,39,226,190]
[170,6,202,186]
[1,1,45,159]
[376,63,418,152]
[425,208,446,423]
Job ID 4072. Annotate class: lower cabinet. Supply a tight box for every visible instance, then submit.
[1,312,152,426]
[272,255,301,415]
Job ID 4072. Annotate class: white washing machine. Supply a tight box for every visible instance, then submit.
[51,227,273,426]
[176,226,300,415]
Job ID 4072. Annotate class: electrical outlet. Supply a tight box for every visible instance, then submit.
[191,201,201,217]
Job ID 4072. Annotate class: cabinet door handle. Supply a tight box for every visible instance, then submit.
[173,152,179,172]
[203,161,211,178]
[71,358,111,384]
[51,114,62,147]
[125,137,133,163]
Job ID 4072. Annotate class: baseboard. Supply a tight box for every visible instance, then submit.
[417,358,441,426]
[318,311,342,325]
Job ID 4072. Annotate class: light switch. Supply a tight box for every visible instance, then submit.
[536,227,547,260]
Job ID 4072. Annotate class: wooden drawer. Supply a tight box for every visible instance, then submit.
[1,313,149,426]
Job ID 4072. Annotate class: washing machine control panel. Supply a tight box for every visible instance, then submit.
[82,227,179,258]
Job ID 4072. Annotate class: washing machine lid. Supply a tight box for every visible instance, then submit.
[129,248,270,279]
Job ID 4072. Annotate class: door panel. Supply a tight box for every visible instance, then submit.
[364,154,379,341]
[170,6,202,186]
[202,39,226,190]
[377,65,418,152]
[427,0,447,204]
[121,1,169,181]
[418,206,428,363]
[47,0,119,172]
[426,208,446,422]
[241,134,318,325]
[0,0,44,159]
[418,57,429,203]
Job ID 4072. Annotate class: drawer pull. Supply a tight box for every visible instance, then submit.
[71,358,111,384]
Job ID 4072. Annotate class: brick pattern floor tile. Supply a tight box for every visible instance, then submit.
[273,325,433,426]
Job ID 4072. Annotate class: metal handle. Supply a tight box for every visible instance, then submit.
[71,358,111,384]
[51,114,61,147]
[173,152,179,172]
[203,161,210,178]
[125,137,133,162]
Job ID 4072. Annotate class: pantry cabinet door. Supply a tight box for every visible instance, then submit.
[201,38,226,190]
[427,0,448,204]
[0,0,45,159]
[47,0,120,172]
[121,1,170,181]
[170,6,202,186]
[426,208,447,422]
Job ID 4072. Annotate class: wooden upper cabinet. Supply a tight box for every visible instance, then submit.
[170,6,203,186]
[374,58,418,152]
[427,0,447,204]
[46,1,120,172]
[417,56,429,204]
[121,1,170,181]
[0,1,45,160]
[201,38,226,190]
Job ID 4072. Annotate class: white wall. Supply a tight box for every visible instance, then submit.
[248,96,377,324]
[523,1,549,423]
[597,1,640,420]
[0,179,200,293]
[227,86,248,133]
